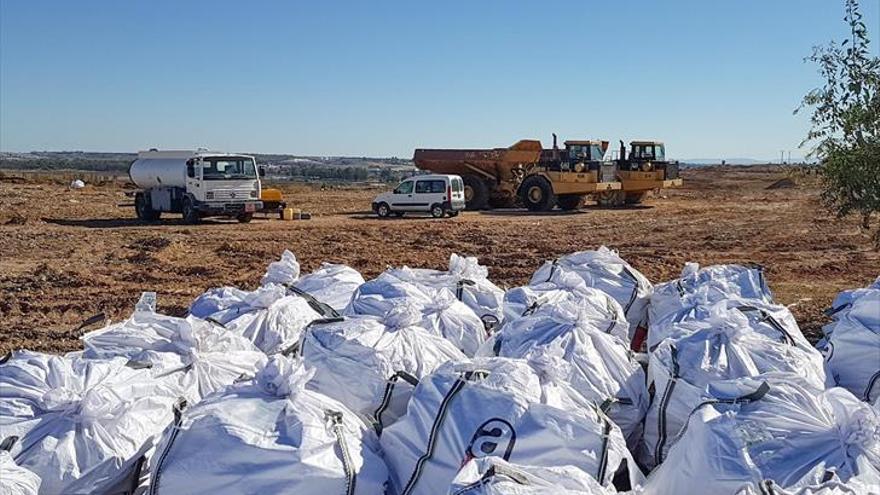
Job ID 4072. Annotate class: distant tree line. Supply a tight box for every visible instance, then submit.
[285,164,370,181]
[0,157,131,172]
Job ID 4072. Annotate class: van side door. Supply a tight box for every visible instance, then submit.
[390,180,416,211]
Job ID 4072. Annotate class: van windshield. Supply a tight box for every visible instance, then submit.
[202,157,257,180]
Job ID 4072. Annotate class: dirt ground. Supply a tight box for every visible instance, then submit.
[1,166,877,355]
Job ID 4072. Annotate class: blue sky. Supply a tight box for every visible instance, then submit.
[1,1,878,160]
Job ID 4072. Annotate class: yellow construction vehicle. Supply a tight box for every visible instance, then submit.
[597,140,683,206]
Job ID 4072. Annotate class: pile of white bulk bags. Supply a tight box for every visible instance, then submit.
[449,457,614,495]
[0,351,179,495]
[818,278,880,403]
[530,246,653,341]
[147,355,388,494]
[260,249,301,286]
[479,299,648,445]
[381,358,643,495]
[298,306,467,431]
[641,377,880,494]
[81,308,266,402]
[0,448,41,495]
[641,312,827,468]
[346,273,488,356]
[385,254,505,330]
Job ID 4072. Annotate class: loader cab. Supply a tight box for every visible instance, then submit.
[628,141,666,162]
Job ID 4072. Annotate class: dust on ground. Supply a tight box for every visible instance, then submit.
[1,166,876,355]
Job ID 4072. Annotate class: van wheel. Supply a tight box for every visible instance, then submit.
[377,202,391,218]
[520,176,556,212]
[237,213,253,223]
[430,204,445,218]
[182,198,201,224]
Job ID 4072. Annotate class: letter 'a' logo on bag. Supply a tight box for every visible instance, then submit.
[463,418,516,465]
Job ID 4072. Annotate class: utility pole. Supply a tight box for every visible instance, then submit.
[780,150,785,164]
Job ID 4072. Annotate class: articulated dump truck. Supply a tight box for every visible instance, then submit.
[413,137,682,211]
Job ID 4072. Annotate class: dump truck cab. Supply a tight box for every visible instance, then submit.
[600,140,683,206]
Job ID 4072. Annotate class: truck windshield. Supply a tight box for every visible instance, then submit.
[201,157,257,180]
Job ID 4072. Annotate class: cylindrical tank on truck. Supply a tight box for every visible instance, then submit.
[129,149,264,224]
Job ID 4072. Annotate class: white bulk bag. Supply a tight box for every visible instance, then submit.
[381,358,642,495]
[293,262,366,312]
[530,246,653,336]
[82,310,267,402]
[298,307,467,432]
[0,449,41,495]
[188,286,250,320]
[650,262,772,326]
[502,267,630,344]
[641,315,827,469]
[642,379,880,495]
[385,254,505,329]
[260,249,301,286]
[647,297,811,353]
[346,274,487,356]
[189,284,332,354]
[819,286,880,403]
[479,301,647,443]
[147,356,388,495]
[448,457,614,495]
[0,351,178,495]
[826,276,880,318]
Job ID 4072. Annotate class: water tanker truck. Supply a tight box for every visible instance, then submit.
[413,136,621,211]
[413,136,682,210]
[129,149,263,223]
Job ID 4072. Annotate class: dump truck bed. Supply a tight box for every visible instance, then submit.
[413,140,543,182]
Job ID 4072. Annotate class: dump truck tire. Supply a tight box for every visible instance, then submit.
[520,175,556,212]
[625,192,649,204]
[462,175,489,210]
[557,195,584,211]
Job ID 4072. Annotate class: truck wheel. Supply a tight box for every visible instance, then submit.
[237,213,253,223]
[625,192,649,204]
[557,195,584,211]
[430,204,445,218]
[182,198,200,224]
[462,175,489,210]
[520,176,556,212]
[376,202,391,218]
[135,193,160,221]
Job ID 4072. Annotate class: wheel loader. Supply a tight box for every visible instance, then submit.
[595,140,683,206]
[412,135,620,212]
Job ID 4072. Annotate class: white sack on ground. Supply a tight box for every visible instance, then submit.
[641,312,826,469]
[381,357,643,495]
[448,457,614,495]
[260,249,301,286]
[647,297,811,354]
[0,351,178,495]
[819,281,880,403]
[502,267,630,344]
[189,284,328,354]
[385,254,505,330]
[479,300,648,444]
[293,262,366,312]
[298,308,467,432]
[188,286,251,321]
[649,262,772,326]
[147,355,388,495]
[346,274,487,356]
[82,309,266,403]
[529,246,653,338]
[0,449,41,495]
[641,378,880,495]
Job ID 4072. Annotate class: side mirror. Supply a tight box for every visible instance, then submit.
[258,166,266,178]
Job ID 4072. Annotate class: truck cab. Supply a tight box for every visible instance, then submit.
[130,150,263,223]
[601,140,682,205]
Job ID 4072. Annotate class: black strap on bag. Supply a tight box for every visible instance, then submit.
[285,285,340,318]
[864,370,880,402]
[0,436,18,452]
[736,305,795,346]
[672,382,772,452]
[148,398,188,495]
[279,316,345,357]
[455,279,476,301]
[72,313,107,334]
[449,463,531,495]
[326,410,357,495]
[654,346,681,466]
[373,371,420,436]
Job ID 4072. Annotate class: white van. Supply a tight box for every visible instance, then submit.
[372,174,466,218]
